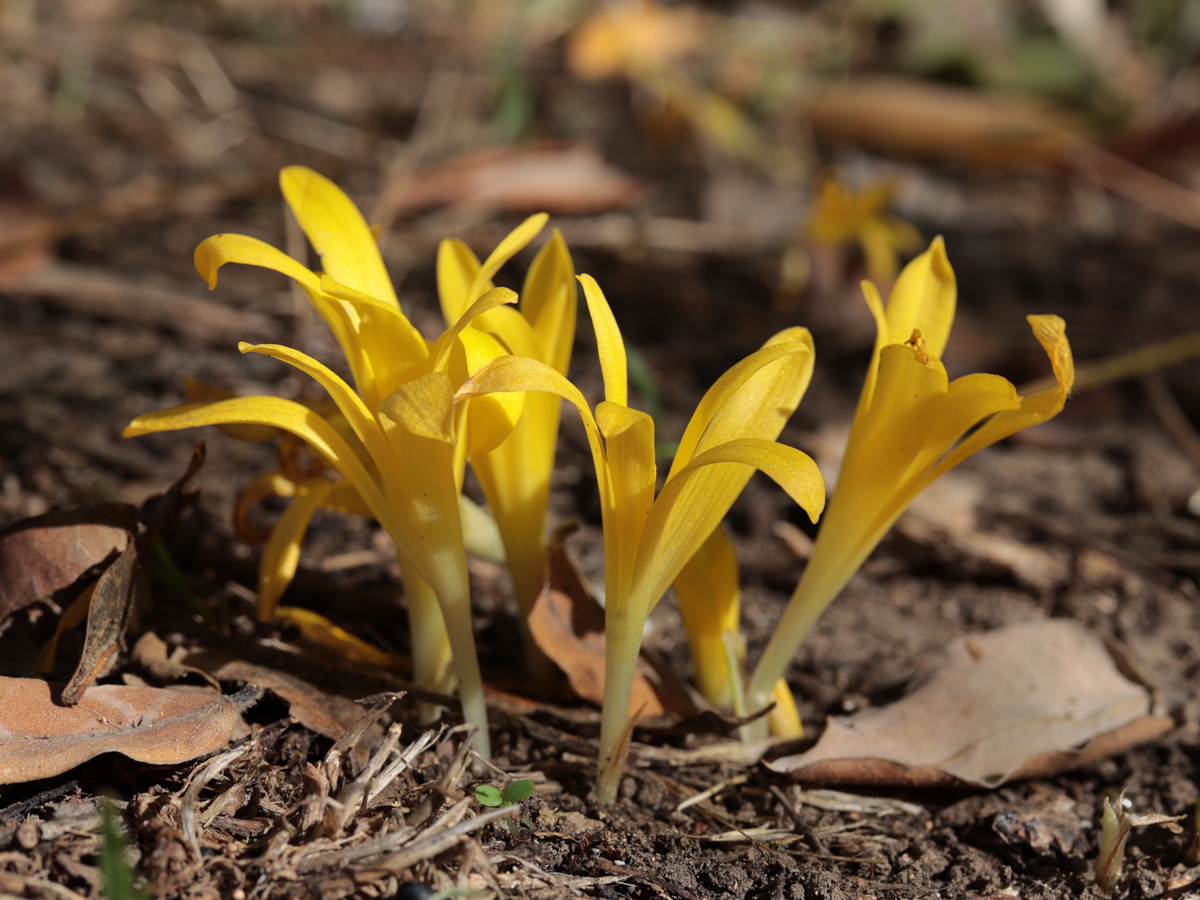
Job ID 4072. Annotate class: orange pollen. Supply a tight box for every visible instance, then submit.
[905,329,929,365]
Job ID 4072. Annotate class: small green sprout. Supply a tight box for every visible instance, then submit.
[474,778,536,836]
[1096,790,1131,893]
[100,799,150,900]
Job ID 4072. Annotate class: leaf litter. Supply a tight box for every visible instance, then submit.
[767,619,1174,788]
[0,678,261,784]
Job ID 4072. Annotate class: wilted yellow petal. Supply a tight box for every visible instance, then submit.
[257,478,335,622]
[276,606,403,669]
[929,315,1073,481]
[280,165,399,307]
[235,471,300,543]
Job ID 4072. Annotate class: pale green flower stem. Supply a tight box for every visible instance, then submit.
[595,604,643,806]
[405,573,457,723]
[743,522,874,739]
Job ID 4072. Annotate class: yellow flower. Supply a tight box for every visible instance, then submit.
[459,275,826,804]
[743,237,1075,730]
[806,175,921,288]
[437,222,577,670]
[126,167,534,757]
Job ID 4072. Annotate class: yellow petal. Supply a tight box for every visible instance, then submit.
[882,236,956,357]
[768,679,803,738]
[194,232,416,407]
[927,315,1073,482]
[466,213,548,312]
[280,165,399,307]
[674,525,741,706]
[125,397,408,564]
[256,478,335,622]
[597,401,657,600]
[579,274,628,407]
[637,438,825,610]
[437,237,483,327]
[184,378,279,442]
[194,232,321,293]
[276,606,403,669]
[522,228,577,374]
[430,286,519,373]
[841,343,949,487]
[316,276,430,405]
[239,341,395,470]
[450,327,525,458]
[458,354,610,511]
[379,372,457,444]
[670,331,813,478]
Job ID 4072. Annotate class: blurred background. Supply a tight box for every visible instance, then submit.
[4,0,1200,517]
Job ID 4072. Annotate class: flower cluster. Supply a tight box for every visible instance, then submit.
[127,168,1073,801]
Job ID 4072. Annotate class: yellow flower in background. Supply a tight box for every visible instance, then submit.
[807,175,922,288]
[567,0,704,81]
[567,0,764,163]
[743,237,1075,732]
[126,167,541,757]
[460,274,826,804]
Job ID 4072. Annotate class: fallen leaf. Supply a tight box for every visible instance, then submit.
[199,656,374,742]
[767,619,1172,788]
[0,504,136,621]
[386,144,642,216]
[60,543,142,705]
[805,77,1084,171]
[0,678,260,784]
[527,541,693,720]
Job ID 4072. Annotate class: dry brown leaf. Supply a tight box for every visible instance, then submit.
[200,657,374,742]
[0,678,260,784]
[805,77,1085,171]
[387,144,642,216]
[60,542,142,705]
[767,619,1172,788]
[527,542,693,720]
[0,504,136,621]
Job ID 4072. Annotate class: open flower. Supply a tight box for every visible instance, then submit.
[437,221,577,670]
[743,237,1075,729]
[459,275,825,803]
[126,167,536,756]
